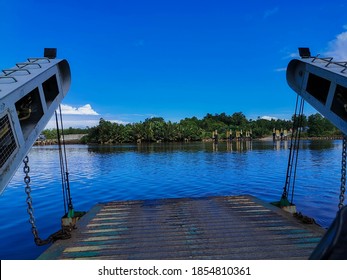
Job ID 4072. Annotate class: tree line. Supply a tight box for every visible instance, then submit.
[41,112,341,144]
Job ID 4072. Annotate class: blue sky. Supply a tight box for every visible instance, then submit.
[1,0,347,128]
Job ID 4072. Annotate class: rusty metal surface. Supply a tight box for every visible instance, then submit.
[38,195,325,260]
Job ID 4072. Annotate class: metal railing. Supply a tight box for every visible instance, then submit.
[310,55,347,73]
[0,58,52,84]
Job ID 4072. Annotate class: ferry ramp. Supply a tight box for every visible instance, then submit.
[38,195,325,260]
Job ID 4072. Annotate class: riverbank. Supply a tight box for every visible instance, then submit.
[35,134,343,145]
[34,134,87,145]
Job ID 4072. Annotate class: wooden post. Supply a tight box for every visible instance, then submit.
[213,130,218,144]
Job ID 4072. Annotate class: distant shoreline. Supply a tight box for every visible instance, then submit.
[35,135,343,146]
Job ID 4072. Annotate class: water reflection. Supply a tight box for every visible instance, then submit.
[224,140,253,152]
[86,141,282,155]
[84,140,342,157]
[273,140,289,150]
[87,144,138,154]
[0,139,344,259]
[308,140,335,150]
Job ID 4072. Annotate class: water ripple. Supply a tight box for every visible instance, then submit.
[0,141,344,259]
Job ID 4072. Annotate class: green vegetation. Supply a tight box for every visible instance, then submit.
[307,113,340,137]
[79,112,341,144]
[41,127,89,140]
[41,112,341,144]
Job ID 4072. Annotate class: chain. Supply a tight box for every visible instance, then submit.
[23,156,72,246]
[339,136,347,210]
[24,156,47,245]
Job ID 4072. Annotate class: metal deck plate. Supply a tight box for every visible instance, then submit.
[38,195,325,260]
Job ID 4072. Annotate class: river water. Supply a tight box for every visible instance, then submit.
[0,140,343,259]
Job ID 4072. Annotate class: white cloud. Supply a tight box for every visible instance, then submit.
[261,116,278,121]
[325,30,347,60]
[44,103,100,129]
[43,105,162,129]
[60,104,99,115]
[109,119,129,125]
[45,117,128,129]
[288,52,298,58]
[56,118,99,128]
[44,103,132,129]
[274,67,287,72]
[45,115,100,129]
